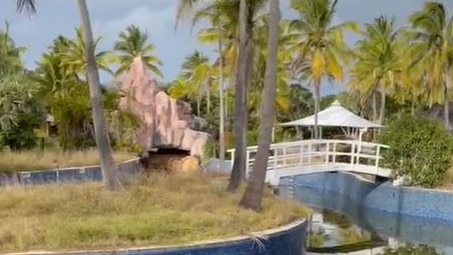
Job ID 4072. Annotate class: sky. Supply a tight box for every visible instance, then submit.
[2,0,453,95]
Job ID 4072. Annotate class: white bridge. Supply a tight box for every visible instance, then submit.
[228,139,392,186]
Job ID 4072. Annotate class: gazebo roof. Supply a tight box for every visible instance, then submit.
[278,100,382,129]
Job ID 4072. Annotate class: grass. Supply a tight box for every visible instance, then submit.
[0,149,136,173]
[0,173,309,253]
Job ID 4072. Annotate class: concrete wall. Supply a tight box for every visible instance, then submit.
[0,158,141,186]
[281,172,453,222]
[14,220,307,255]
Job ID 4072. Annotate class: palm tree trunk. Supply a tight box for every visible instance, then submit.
[240,0,280,211]
[224,90,228,127]
[379,81,386,125]
[76,0,120,190]
[227,0,252,193]
[372,89,378,121]
[313,82,320,140]
[218,26,226,160]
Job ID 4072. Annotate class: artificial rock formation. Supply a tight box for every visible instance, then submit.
[119,57,210,158]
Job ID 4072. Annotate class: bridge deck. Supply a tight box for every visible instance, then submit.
[228,139,391,186]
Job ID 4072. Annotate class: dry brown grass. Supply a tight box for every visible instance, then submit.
[0,173,309,253]
[0,149,135,173]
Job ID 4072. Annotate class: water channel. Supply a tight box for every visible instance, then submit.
[284,186,453,255]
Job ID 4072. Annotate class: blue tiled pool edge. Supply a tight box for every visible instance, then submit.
[0,158,141,186]
[8,220,307,255]
[281,172,453,222]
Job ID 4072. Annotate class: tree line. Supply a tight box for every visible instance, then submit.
[6,0,453,209]
[170,0,453,209]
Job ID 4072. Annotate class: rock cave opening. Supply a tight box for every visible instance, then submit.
[140,148,200,173]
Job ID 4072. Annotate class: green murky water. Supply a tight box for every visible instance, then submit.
[287,186,453,255]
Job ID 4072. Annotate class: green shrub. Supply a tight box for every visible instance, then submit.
[201,138,215,163]
[379,114,453,188]
[379,244,441,255]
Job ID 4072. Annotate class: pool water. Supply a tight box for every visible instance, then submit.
[284,186,453,255]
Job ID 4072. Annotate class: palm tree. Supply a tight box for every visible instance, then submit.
[175,0,237,163]
[0,73,37,131]
[175,0,267,192]
[62,27,114,82]
[180,51,213,116]
[114,25,163,78]
[249,18,293,118]
[167,78,196,101]
[240,0,280,211]
[16,0,120,189]
[0,22,26,74]
[76,0,121,190]
[349,16,402,125]
[227,0,268,193]
[36,37,94,150]
[15,0,35,14]
[408,2,453,128]
[288,0,358,139]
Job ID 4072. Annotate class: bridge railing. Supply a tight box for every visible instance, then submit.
[228,139,390,179]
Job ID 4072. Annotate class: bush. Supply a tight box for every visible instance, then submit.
[379,114,453,188]
[379,244,440,255]
[201,138,215,163]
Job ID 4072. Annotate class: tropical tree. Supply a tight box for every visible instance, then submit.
[249,18,293,119]
[408,1,453,128]
[175,0,267,192]
[114,25,163,78]
[0,72,43,150]
[167,78,195,101]
[175,0,240,162]
[227,0,269,193]
[16,0,121,189]
[240,0,280,211]
[0,22,26,74]
[349,16,402,124]
[180,51,214,116]
[288,0,359,139]
[36,37,94,150]
[15,0,35,14]
[61,27,114,82]
[76,0,121,190]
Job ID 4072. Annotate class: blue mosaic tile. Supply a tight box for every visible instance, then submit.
[283,172,453,222]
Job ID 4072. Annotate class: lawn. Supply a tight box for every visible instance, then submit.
[0,149,136,173]
[0,173,309,253]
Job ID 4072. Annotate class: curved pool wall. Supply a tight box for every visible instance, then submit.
[0,158,141,186]
[287,186,453,248]
[11,220,307,255]
[280,172,453,222]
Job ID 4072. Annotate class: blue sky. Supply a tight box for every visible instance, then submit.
[1,0,453,95]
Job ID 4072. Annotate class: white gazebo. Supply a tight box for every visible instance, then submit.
[277,100,382,140]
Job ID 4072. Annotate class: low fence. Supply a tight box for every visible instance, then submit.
[0,158,141,186]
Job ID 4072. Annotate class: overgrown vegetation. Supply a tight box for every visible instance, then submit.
[0,174,309,252]
[379,114,453,188]
[0,73,44,150]
[0,149,135,173]
[378,244,442,255]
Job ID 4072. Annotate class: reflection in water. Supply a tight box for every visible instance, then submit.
[308,209,372,248]
[283,186,453,254]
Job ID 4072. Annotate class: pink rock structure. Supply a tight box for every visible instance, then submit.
[119,57,211,159]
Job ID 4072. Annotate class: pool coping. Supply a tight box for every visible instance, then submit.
[5,219,306,255]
